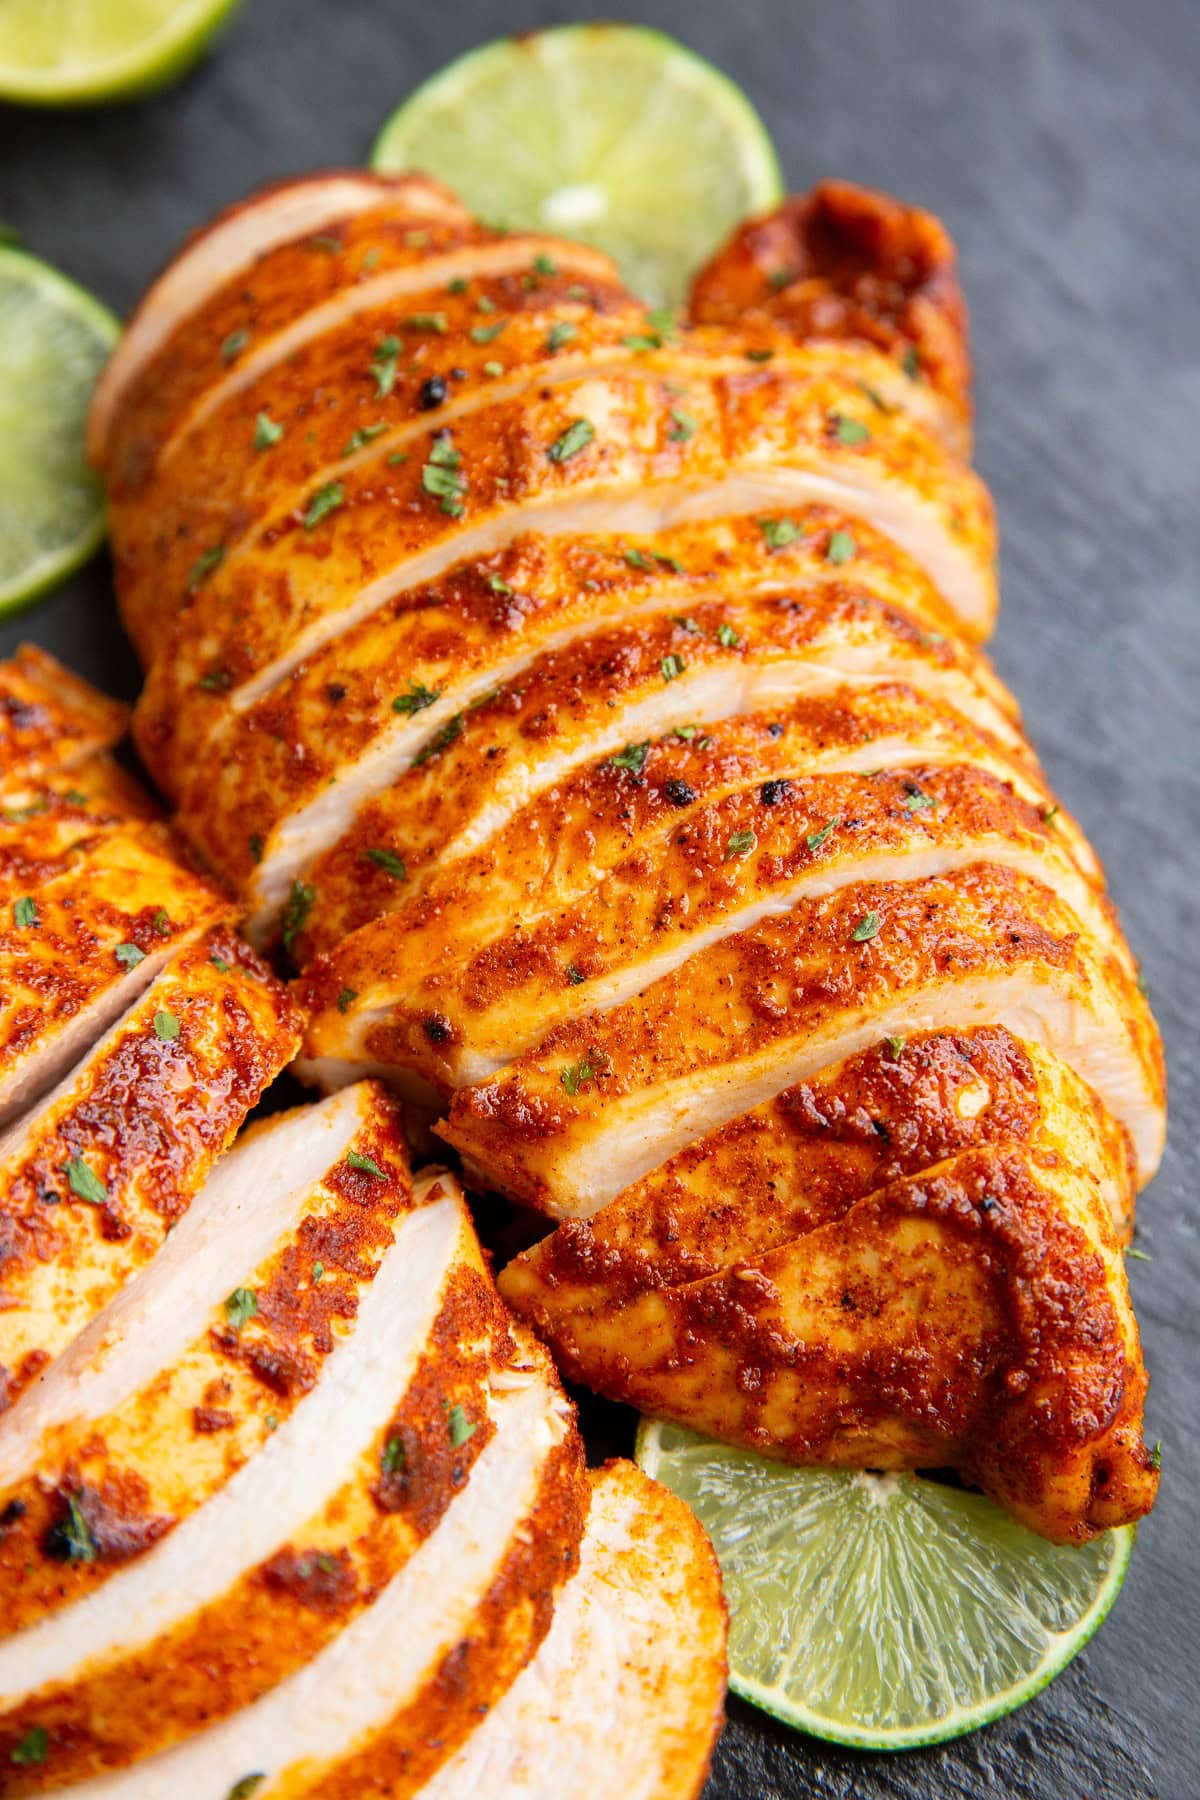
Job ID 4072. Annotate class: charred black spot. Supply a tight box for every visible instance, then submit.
[423,1014,453,1045]
[418,375,448,410]
[663,778,697,807]
[760,779,792,805]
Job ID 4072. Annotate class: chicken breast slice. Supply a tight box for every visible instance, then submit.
[0,1084,415,1637]
[0,1173,560,1786]
[441,864,1164,1217]
[514,1135,1154,1544]
[307,758,1130,1098]
[416,1461,727,1800]
[0,929,301,1412]
[88,171,473,470]
[33,1329,585,1799]
[692,178,972,455]
[0,648,126,788]
[133,357,997,788]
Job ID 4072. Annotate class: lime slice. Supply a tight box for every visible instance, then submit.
[637,1419,1133,1751]
[0,0,243,105]
[0,248,118,617]
[370,25,783,304]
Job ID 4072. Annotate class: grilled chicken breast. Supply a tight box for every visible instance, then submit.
[90,167,1164,1559]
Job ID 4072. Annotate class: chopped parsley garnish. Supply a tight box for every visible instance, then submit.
[253,411,283,451]
[661,653,685,682]
[745,347,774,362]
[566,963,586,985]
[309,233,341,253]
[1150,1440,1163,1470]
[342,422,387,455]
[655,551,684,573]
[769,266,796,291]
[853,911,882,942]
[806,816,841,852]
[901,785,936,813]
[1127,1246,1151,1262]
[1041,805,1060,827]
[187,545,225,592]
[487,572,514,595]
[13,895,37,928]
[609,742,650,774]
[831,413,872,446]
[886,1036,906,1060]
[546,321,577,352]
[392,679,442,715]
[210,952,232,972]
[759,518,801,550]
[902,345,922,380]
[482,359,503,377]
[469,319,506,344]
[826,530,856,565]
[717,623,740,648]
[668,409,698,442]
[855,380,891,413]
[224,1288,258,1330]
[153,908,170,934]
[227,1777,267,1800]
[281,879,316,950]
[381,1436,405,1475]
[671,615,701,633]
[646,308,676,336]
[302,481,344,530]
[370,335,401,396]
[446,1403,477,1448]
[45,1494,96,1564]
[725,828,757,860]
[412,712,464,765]
[114,942,145,968]
[364,847,407,881]
[622,332,662,352]
[421,433,466,516]
[65,1155,107,1204]
[405,311,447,333]
[248,833,264,864]
[10,1726,49,1767]
[197,667,232,693]
[561,1060,599,1096]
[220,328,249,363]
[624,548,651,569]
[346,1150,385,1178]
[547,418,594,463]
[153,1009,180,1041]
[312,1262,324,1283]
[532,253,557,276]
[336,987,358,1014]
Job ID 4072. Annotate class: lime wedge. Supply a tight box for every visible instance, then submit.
[0,0,243,105]
[0,248,118,616]
[636,1419,1134,1750]
[370,25,783,304]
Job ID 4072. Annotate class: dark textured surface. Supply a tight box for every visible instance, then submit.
[0,2,1196,1795]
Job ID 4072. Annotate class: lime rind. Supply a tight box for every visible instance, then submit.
[636,1418,1134,1751]
[0,247,118,617]
[370,25,783,304]
[0,0,244,105]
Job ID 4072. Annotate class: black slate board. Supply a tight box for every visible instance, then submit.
[1,2,1197,1795]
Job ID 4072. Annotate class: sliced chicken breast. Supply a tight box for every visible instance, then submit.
[441,865,1164,1216]
[0,1172,550,1786]
[0,649,126,788]
[0,759,156,887]
[0,930,300,1412]
[415,1461,727,1800]
[0,1084,415,1635]
[29,1329,585,1799]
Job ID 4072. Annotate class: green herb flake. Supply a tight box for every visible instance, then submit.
[227,1776,267,1800]
[886,1035,906,1061]
[855,380,891,414]
[114,942,145,968]
[220,328,249,363]
[674,725,697,741]
[405,311,447,334]
[13,895,37,928]
[826,530,856,565]
[197,667,232,693]
[769,266,796,292]
[725,828,757,860]
[422,434,467,516]
[470,319,507,344]
[745,347,774,363]
[281,879,316,950]
[302,481,344,530]
[646,308,676,337]
[654,552,684,573]
[48,1494,97,1564]
[342,422,387,455]
[224,1288,258,1330]
[609,742,650,774]
[382,1435,405,1475]
[761,516,804,552]
[546,320,577,352]
[187,545,225,593]
[806,816,842,852]
[309,234,341,254]
[831,413,872,446]
[336,987,358,1014]
[10,1726,48,1768]
[153,1009,180,1041]
[446,1403,477,1448]
[902,345,922,380]
[1041,805,1060,827]
[661,653,685,683]
[561,1060,598,1097]
[370,335,401,395]
[153,908,170,934]
[248,832,264,865]
[547,418,594,463]
[532,253,557,276]
[264,1413,279,1431]
[364,847,407,881]
[210,952,232,972]
[901,786,937,813]
[346,1150,385,1179]
[853,911,882,943]
[717,623,740,648]
[670,615,701,634]
[482,359,503,377]
[312,1261,325,1283]
[566,963,586,986]
[624,548,651,569]
[486,573,514,596]
[1150,1440,1163,1470]
[392,680,442,715]
[1127,1246,1152,1262]
[476,295,496,313]
[668,409,698,442]
[412,713,464,766]
[622,333,662,352]
[447,276,468,294]
[253,411,284,451]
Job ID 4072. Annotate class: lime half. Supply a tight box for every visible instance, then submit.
[0,249,118,616]
[0,0,243,105]
[370,25,783,304]
[637,1420,1134,1751]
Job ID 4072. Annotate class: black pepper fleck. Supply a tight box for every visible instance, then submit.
[760,779,792,805]
[418,376,448,410]
[663,778,697,807]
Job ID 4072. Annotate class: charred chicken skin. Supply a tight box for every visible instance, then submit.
[90,172,1164,1547]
